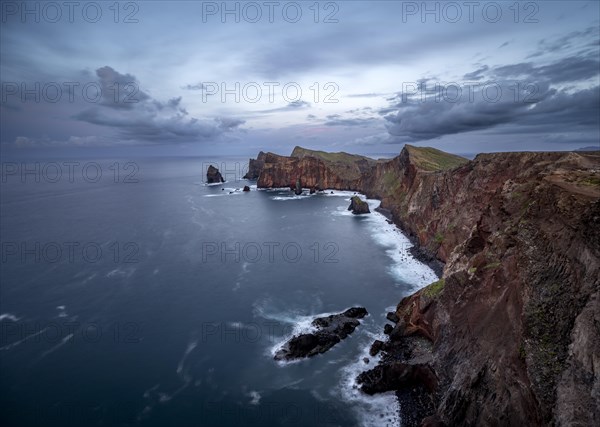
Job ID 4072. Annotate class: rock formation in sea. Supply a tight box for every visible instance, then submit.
[348,196,370,214]
[294,177,302,195]
[243,185,250,192]
[247,145,600,425]
[274,307,368,361]
[206,165,224,183]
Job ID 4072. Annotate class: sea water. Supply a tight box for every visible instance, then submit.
[0,156,437,427]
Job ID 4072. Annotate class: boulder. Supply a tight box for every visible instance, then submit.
[386,312,400,323]
[369,339,384,357]
[243,185,250,192]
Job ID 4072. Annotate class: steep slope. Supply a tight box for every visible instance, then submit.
[245,146,600,425]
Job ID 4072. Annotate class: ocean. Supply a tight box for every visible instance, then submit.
[0,156,438,427]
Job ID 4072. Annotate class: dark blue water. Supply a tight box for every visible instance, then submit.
[0,157,437,427]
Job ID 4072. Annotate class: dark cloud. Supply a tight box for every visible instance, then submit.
[527,26,599,58]
[383,54,600,142]
[95,66,150,109]
[216,117,246,131]
[494,55,599,84]
[257,100,311,113]
[324,117,378,127]
[73,67,244,144]
[287,100,310,108]
[463,65,489,81]
[182,83,206,90]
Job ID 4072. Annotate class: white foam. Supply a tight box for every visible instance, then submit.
[338,331,401,427]
[271,194,312,201]
[323,190,361,198]
[332,205,355,217]
[106,267,136,279]
[177,339,198,378]
[39,333,74,359]
[203,187,244,197]
[0,313,19,322]
[248,390,261,405]
[362,198,438,289]
[0,327,49,351]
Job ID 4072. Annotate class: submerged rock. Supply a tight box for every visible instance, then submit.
[348,196,370,214]
[243,185,250,192]
[274,307,368,361]
[206,165,224,183]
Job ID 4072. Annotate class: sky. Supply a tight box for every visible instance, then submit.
[1,0,599,157]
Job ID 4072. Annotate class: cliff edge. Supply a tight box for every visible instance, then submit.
[247,146,600,425]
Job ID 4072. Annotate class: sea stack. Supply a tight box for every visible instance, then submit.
[294,178,302,195]
[206,165,225,184]
[348,196,370,214]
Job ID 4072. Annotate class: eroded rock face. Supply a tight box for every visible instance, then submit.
[243,151,266,180]
[206,165,224,183]
[274,307,367,361]
[248,145,600,426]
[362,151,600,426]
[348,196,370,214]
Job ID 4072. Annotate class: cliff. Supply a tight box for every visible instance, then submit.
[247,146,600,426]
[254,146,381,190]
[243,151,266,180]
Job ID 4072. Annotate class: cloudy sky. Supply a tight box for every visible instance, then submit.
[1,1,599,157]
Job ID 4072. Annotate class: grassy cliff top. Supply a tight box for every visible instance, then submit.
[404,145,469,171]
[291,146,376,165]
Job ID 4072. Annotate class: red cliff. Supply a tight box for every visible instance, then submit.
[247,146,600,426]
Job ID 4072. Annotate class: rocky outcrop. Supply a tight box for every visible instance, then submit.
[274,307,368,361]
[206,165,224,183]
[243,151,266,179]
[243,185,250,192]
[248,145,600,425]
[253,147,382,190]
[348,196,370,214]
[366,150,599,426]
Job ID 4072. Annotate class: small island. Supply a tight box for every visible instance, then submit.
[206,165,224,183]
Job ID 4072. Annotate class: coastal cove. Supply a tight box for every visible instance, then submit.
[246,145,600,426]
[0,156,438,427]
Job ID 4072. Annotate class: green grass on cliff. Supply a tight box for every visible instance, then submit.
[405,145,469,171]
[422,278,445,298]
[291,146,376,166]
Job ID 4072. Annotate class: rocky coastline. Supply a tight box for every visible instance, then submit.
[245,146,600,426]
